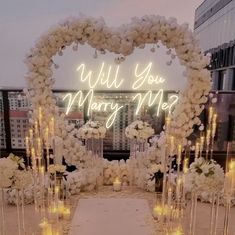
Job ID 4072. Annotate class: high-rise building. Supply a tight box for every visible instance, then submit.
[0,94,6,148]
[10,111,28,148]
[194,0,235,150]
[8,92,29,110]
[194,0,235,91]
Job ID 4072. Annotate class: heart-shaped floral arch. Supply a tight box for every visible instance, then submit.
[24,15,211,166]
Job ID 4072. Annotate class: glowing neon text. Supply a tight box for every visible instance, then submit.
[63,62,179,128]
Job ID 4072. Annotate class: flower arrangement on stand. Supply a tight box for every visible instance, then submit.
[77,120,106,158]
[185,157,224,193]
[125,120,154,156]
[77,120,106,139]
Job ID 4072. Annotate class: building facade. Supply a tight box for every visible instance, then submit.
[195,0,235,91]
[195,0,235,150]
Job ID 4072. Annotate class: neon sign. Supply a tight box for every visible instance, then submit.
[63,62,179,128]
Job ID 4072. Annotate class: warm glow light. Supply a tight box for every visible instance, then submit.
[132,62,165,90]
[183,158,189,173]
[229,161,235,171]
[76,62,124,89]
[64,62,179,128]
[55,186,60,194]
[114,177,121,184]
[39,106,42,127]
[208,106,214,124]
[49,117,55,136]
[132,90,178,116]
[39,166,45,174]
[31,147,35,159]
[63,89,123,128]
[153,205,169,216]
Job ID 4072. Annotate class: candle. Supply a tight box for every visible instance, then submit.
[165,116,171,131]
[49,117,55,136]
[40,218,52,235]
[167,187,172,208]
[183,158,189,174]
[55,186,60,203]
[195,142,200,158]
[29,128,34,145]
[25,136,30,167]
[212,113,217,124]
[49,204,58,221]
[63,207,71,220]
[212,123,216,138]
[177,144,182,165]
[170,136,174,156]
[34,121,39,137]
[113,178,122,191]
[176,177,182,201]
[57,200,64,217]
[37,137,42,159]
[45,127,49,147]
[152,205,168,219]
[229,161,235,189]
[206,129,211,146]
[200,136,205,149]
[31,147,36,170]
[208,106,213,124]
[39,106,42,128]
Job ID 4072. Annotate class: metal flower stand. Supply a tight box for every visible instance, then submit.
[85,138,104,158]
[130,139,148,157]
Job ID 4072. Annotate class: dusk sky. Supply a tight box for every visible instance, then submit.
[0,0,204,90]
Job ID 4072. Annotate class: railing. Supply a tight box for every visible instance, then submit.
[0,89,235,161]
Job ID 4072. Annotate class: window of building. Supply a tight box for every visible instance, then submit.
[218,70,227,90]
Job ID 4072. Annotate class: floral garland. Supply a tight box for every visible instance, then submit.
[185,157,224,193]
[24,15,211,165]
[77,120,106,139]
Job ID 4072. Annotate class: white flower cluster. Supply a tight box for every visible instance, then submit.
[65,167,101,194]
[125,121,154,140]
[185,157,225,193]
[0,157,18,188]
[48,164,66,174]
[0,154,32,189]
[24,15,211,169]
[5,186,35,205]
[103,159,130,186]
[77,121,106,139]
[130,147,165,192]
[13,170,33,189]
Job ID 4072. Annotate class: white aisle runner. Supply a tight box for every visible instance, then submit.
[69,198,154,235]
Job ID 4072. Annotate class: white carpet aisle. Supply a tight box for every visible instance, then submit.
[69,198,154,235]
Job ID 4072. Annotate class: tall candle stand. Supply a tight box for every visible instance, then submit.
[0,188,6,235]
[222,146,235,235]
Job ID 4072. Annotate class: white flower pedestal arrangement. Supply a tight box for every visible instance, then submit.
[77,121,106,158]
[125,121,154,157]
